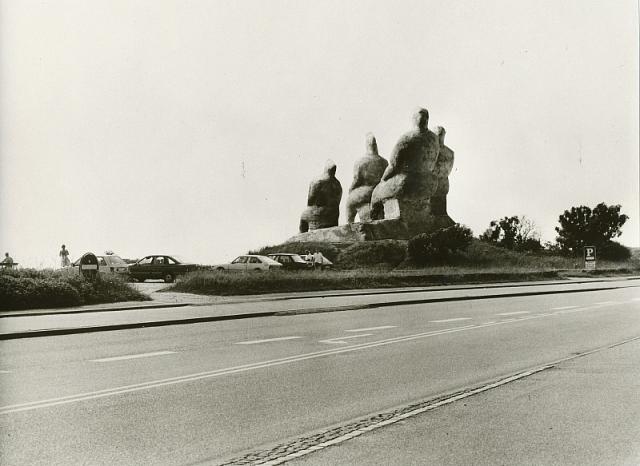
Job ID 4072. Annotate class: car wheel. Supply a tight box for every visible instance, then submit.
[216,267,225,271]
[163,273,175,283]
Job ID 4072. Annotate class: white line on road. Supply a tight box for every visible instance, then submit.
[496,311,530,316]
[594,301,619,306]
[319,334,373,345]
[552,306,578,310]
[236,336,302,345]
[0,370,11,374]
[91,351,176,363]
[429,317,472,323]
[345,326,397,332]
[4,303,630,415]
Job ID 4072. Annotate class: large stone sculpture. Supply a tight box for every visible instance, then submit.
[299,160,343,233]
[431,126,455,217]
[370,108,440,229]
[346,134,388,223]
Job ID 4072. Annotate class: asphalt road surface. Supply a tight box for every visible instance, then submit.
[1,280,639,465]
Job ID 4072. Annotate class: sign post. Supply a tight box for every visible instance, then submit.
[584,246,596,271]
[79,252,99,280]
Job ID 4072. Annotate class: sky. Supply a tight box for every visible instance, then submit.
[1,0,638,268]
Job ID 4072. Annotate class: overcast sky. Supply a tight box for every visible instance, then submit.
[1,0,638,267]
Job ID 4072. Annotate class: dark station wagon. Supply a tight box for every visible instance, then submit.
[267,253,313,270]
[128,255,197,283]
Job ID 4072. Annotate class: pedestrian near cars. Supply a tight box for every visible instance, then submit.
[313,250,323,269]
[59,244,70,268]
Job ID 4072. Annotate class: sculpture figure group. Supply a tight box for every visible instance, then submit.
[299,107,455,235]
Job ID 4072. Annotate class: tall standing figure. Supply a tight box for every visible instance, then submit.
[59,244,70,268]
[346,134,388,223]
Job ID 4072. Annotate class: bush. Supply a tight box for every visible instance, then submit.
[598,241,631,261]
[0,268,149,310]
[336,240,406,268]
[408,224,473,264]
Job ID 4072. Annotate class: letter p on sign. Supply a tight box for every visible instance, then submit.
[584,246,596,270]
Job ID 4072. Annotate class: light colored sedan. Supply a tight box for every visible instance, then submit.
[213,255,283,272]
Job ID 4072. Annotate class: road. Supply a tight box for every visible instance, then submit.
[1,280,639,465]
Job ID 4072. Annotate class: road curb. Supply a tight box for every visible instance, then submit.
[1,283,637,340]
[0,302,190,318]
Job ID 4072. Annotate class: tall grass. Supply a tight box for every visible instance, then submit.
[0,268,150,310]
[171,239,640,296]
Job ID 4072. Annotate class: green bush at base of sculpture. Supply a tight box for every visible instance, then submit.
[408,224,474,264]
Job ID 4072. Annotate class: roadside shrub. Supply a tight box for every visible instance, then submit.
[0,269,149,310]
[408,224,473,264]
[337,240,406,269]
[598,241,631,261]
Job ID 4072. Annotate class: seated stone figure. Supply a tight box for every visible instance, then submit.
[299,160,343,232]
[346,134,389,223]
[370,108,440,225]
[431,126,455,217]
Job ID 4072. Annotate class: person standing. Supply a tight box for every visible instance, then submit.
[313,250,323,270]
[59,244,70,267]
[1,252,14,267]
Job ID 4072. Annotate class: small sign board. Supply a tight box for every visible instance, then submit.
[79,252,99,280]
[584,246,596,270]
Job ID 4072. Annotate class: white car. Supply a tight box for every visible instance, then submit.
[213,255,283,272]
[71,254,130,277]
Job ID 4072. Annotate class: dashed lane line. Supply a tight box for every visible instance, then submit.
[90,351,177,363]
[429,317,472,323]
[235,336,302,345]
[345,326,397,332]
[552,305,579,310]
[496,311,530,316]
[319,334,373,345]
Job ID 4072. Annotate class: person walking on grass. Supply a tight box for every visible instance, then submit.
[59,244,70,268]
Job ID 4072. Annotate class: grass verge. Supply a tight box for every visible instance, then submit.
[0,268,150,310]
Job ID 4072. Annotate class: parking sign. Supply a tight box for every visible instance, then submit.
[584,246,596,270]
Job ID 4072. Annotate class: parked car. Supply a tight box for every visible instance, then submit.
[71,254,130,278]
[128,255,197,283]
[213,255,283,272]
[267,253,313,270]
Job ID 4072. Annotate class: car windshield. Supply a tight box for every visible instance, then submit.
[104,255,127,266]
[290,255,306,263]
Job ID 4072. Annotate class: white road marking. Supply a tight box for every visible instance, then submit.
[552,306,578,310]
[429,317,472,323]
[4,303,629,415]
[320,334,373,345]
[0,370,11,374]
[345,326,397,332]
[235,336,302,345]
[482,321,496,325]
[594,301,619,306]
[496,311,530,316]
[91,351,176,363]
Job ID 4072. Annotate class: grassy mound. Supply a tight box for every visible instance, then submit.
[0,268,150,310]
[337,240,407,269]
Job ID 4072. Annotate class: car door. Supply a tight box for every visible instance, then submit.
[133,256,154,278]
[229,256,248,272]
[150,256,166,279]
[248,256,264,271]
